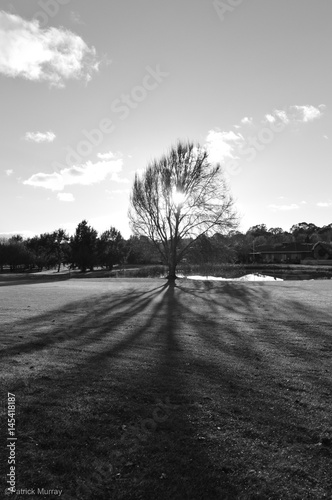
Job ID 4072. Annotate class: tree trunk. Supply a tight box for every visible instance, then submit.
[167,257,177,281]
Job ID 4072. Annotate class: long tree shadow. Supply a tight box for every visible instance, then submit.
[0,274,71,287]
[1,278,331,499]
[1,279,240,498]
[0,283,168,357]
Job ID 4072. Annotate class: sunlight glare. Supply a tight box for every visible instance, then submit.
[172,188,186,207]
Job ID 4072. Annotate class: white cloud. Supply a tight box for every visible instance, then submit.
[205,129,244,164]
[268,203,299,211]
[5,169,13,176]
[264,114,276,123]
[317,201,332,208]
[24,172,64,191]
[241,117,253,125]
[57,192,75,202]
[291,105,324,122]
[24,131,56,143]
[205,103,325,169]
[323,135,328,140]
[97,151,116,160]
[23,159,128,191]
[262,105,324,127]
[0,11,99,87]
[274,110,290,124]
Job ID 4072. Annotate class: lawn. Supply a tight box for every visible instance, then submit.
[1,277,332,499]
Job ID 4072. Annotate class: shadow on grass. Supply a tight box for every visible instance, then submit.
[1,279,332,499]
[0,273,71,287]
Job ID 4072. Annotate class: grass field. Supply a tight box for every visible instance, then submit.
[1,277,332,499]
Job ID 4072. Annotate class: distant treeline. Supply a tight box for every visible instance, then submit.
[1,221,331,272]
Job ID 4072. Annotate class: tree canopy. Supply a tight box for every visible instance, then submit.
[70,220,98,272]
[129,141,238,279]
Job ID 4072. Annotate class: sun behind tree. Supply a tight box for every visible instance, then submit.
[129,141,239,281]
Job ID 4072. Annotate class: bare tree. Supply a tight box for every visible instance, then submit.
[129,141,238,280]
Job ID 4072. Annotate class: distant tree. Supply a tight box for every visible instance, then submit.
[97,227,124,270]
[227,231,251,263]
[279,231,294,244]
[70,220,98,272]
[186,234,217,265]
[129,141,238,280]
[26,236,44,270]
[52,229,70,272]
[9,235,24,243]
[6,237,32,271]
[39,233,58,268]
[247,224,268,238]
[187,233,236,265]
[211,232,237,262]
[268,227,284,235]
[124,235,160,264]
[254,235,267,247]
[294,233,307,244]
[26,233,57,270]
[290,222,319,242]
[290,223,306,235]
[309,232,321,244]
[0,237,10,271]
[267,227,287,245]
[318,224,332,243]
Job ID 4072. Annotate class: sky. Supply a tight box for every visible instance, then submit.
[0,0,331,239]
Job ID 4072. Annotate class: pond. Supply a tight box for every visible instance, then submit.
[244,266,332,281]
